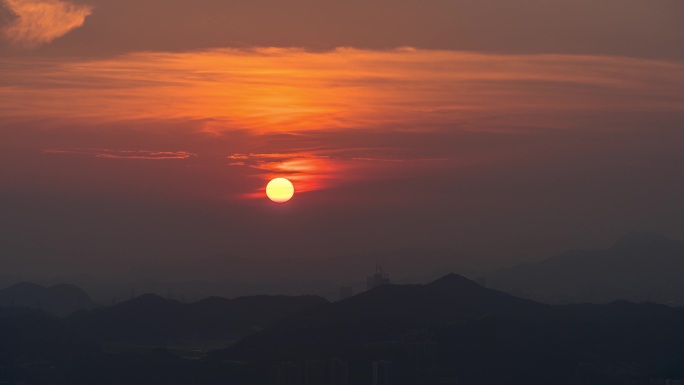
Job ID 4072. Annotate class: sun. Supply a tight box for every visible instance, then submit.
[266,178,295,203]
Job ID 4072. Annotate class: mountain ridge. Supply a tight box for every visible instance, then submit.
[211,273,684,384]
[487,232,684,304]
[0,282,96,316]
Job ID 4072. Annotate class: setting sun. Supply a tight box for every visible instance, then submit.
[266,178,295,203]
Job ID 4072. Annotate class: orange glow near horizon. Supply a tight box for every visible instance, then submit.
[3,48,684,200]
[232,153,350,198]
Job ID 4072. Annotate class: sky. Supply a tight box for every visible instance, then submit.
[0,0,683,275]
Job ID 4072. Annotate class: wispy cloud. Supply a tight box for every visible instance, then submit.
[44,148,194,160]
[2,48,683,139]
[1,48,682,132]
[228,150,447,198]
[2,0,92,47]
[228,152,341,195]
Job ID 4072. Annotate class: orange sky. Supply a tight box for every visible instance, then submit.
[2,48,682,199]
[0,0,683,272]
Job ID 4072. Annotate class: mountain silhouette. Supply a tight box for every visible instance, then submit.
[0,293,329,383]
[212,274,684,384]
[68,293,328,345]
[0,311,99,370]
[2,276,684,384]
[611,231,675,249]
[0,282,96,316]
[110,248,483,301]
[487,232,684,304]
[0,310,254,385]
[215,274,545,363]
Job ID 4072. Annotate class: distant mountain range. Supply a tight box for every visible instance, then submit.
[213,273,684,384]
[73,248,480,302]
[2,232,683,310]
[0,292,329,384]
[0,310,248,385]
[217,273,544,362]
[0,287,328,348]
[0,282,96,316]
[487,231,684,305]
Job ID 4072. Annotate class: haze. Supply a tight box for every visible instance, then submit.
[1,0,683,278]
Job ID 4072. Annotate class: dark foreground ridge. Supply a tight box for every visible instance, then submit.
[68,293,329,345]
[2,275,684,384]
[212,273,684,384]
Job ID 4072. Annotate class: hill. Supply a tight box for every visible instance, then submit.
[487,232,684,304]
[212,274,684,384]
[0,282,96,316]
[67,293,328,346]
[0,309,256,385]
[214,274,543,361]
[0,293,328,384]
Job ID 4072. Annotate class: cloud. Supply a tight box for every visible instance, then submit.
[227,150,452,199]
[1,48,682,132]
[44,148,194,160]
[5,0,682,60]
[2,0,92,47]
[228,152,343,195]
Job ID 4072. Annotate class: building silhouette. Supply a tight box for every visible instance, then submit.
[304,360,326,385]
[331,359,348,385]
[372,360,392,385]
[273,359,348,385]
[273,361,303,385]
[650,380,684,385]
[367,266,390,290]
[405,340,436,382]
